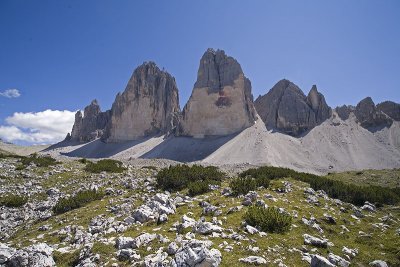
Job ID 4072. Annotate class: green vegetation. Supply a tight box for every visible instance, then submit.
[156,165,225,193]
[187,180,212,196]
[84,159,126,173]
[78,158,90,164]
[18,153,59,168]
[326,169,400,188]
[53,189,105,215]
[0,194,28,207]
[241,166,400,206]
[244,206,292,233]
[53,250,80,267]
[230,176,257,195]
[230,175,270,196]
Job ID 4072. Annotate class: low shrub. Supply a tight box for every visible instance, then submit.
[188,180,212,196]
[53,249,80,267]
[156,165,225,192]
[78,158,89,164]
[19,153,59,168]
[0,194,28,207]
[53,189,104,214]
[230,176,257,196]
[240,166,400,206]
[84,159,126,173]
[244,206,292,233]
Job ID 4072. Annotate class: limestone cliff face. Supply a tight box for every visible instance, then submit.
[335,105,355,121]
[70,100,110,142]
[354,97,393,128]
[104,62,180,142]
[377,101,400,121]
[254,80,331,136]
[179,49,257,138]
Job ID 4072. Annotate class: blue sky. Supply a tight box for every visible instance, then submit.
[0,0,399,144]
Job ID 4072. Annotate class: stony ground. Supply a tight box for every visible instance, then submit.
[0,157,399,267]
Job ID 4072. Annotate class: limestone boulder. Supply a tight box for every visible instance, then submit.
[179,49,257,138]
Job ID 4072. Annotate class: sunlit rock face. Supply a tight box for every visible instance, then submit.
[179,49,257,138]
[255,80,331,136]
[70,100,110,142]
[105,62,180,142]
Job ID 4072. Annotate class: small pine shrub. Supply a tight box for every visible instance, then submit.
[156,165,225,192]
[244,206,292,233]
[19,153,59,168]
[188,180,212,196]
[84,159,126,173]
[53,250,80,267]
[78,158,89,164]
[0,194,28,207]
[53,189,104,214]
[230,176,257,196]
[240,166,400,206]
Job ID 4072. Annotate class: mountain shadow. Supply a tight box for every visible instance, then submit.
[140,133,239,162]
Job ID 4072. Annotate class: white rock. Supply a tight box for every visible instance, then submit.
[311,255,335,267]
[369,260,388,267]
[328,253,350,267]
[239,256,267,265]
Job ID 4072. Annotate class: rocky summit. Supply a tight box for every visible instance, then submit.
[377,101,400,121]
[335,97,394,129]
[254,79,331,136]
[178,49,257,138]
[104,62,180,142]
[354,97,393,129]
[70,100,111,142]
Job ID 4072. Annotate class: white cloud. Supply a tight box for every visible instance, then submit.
[0,110,75,144]
[0,89,21,98]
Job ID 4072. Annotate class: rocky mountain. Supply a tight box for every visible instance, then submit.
[354,97,393,129]
[254,79,331,136]
[104,62,180,142]
[70,100,111,142]
[178,49,257,138]
[377,101,400,121]
[335,97,395,129]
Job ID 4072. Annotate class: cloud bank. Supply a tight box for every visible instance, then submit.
[0,110,75,144]
[0,89,21,98]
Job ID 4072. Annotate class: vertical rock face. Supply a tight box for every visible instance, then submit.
[70,100,110,142]
[306,85,331,124]
[335,105,355,121]
[254,80,331,136]
[105,62,180,142]
[179,49,257,138]
[354,97,392,128]
[377,101,400,121]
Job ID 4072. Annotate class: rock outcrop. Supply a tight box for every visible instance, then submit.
[104,62,180,142]
[354,97,392,128]
[335,105,355,121]
[70,100,111,142]
[179,49,257,137]
[254,79,331,136]
[377,101,400,121]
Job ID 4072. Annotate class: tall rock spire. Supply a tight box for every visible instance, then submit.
[104,62,180,142]
[179,49,257,138]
